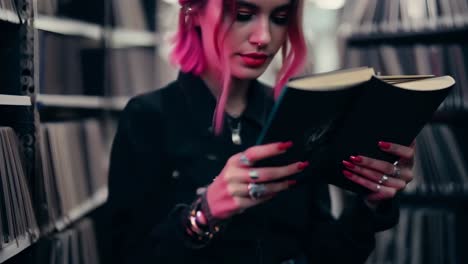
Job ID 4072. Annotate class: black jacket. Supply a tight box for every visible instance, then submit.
[107,72,399,264]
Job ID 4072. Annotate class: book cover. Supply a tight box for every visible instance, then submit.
[256,67,455,193]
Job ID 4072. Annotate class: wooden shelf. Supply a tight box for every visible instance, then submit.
[54,187,108,231]
[0,94,31,106]
[341,24,468,46]
[109,28,161,48]
[0,236,34,263]
[36,94,107,109]
[0,188,107,263]
[34,15,161,48]
[0,8,20,24]
[36,94,130,110]
[35,15,103,40]
[105,96,130,110]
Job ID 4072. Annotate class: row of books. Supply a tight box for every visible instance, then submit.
[36,119,109,231]
[36,0,104,25]
[407,125,468,195]
[37,0,156,31]
[33,218,100,264]
[344,44,468,112]
[0,0,19,24]
[339,0,468,35]
[38,31,156,97]
[0,127,39,248]
[367,208,459,264]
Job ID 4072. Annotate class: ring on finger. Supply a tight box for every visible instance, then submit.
[239,153,251,167]
[378,174,389,184]
[392,161,401,178]
[248,170,260,180]
[376,184,381,192]
[248,183,267,200]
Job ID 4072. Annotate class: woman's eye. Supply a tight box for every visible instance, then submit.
[272,14,289,25]
[236,11,253,22]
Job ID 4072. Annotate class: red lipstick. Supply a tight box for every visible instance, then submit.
[240,53,268,68]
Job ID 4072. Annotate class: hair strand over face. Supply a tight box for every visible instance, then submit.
[171,0,307,135]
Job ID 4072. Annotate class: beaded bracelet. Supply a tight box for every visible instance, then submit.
[185,195,222,243]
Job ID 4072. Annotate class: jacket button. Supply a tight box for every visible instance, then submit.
[206,154,218,161]
[172,170,180,179]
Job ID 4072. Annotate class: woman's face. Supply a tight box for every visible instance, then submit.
[198,0,292,80]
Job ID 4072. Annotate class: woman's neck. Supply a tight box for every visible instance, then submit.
[201,72,251,118]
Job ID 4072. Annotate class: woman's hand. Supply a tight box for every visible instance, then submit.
[205,141,309,220]
[342,141,415,204]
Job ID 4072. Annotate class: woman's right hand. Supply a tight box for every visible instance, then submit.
[205,141,309,220]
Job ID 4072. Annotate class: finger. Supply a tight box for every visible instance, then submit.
[348,155,393,175]
[238,161,309,183]
[230,141,293,167]
[378,141,415,161]
[342,161,406,189]
[235,195,275,209]
[232,180,296,198]
[349,155,413,182]
[366,187,399,201]
[398,167,414,183]
[343,170,397,195]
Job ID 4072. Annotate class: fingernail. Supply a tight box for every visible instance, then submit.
[378,141,391,149]
[342,160,355,169]
[342,170,353,178]
[297,161,309,170]
[350,155,363,163]
[288,180,298,186]
[278,141,293,151]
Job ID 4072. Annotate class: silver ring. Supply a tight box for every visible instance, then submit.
[248,183,267,200]
[392,161,401,178]
[248,170,259,180]
[376,184,381,192]
[378,174,389,184]
[239,153,251,167]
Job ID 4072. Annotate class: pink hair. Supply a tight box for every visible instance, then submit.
[171,0,307,134]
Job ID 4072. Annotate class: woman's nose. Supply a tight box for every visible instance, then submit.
[249,16,271,48]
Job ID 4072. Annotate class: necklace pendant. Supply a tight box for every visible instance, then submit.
[231,129,242,145]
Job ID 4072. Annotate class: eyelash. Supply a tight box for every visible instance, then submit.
[235,10,289,25]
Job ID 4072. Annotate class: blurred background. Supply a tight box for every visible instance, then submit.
[0,0,467,263]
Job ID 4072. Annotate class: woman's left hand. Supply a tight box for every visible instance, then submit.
[342,140,415,205]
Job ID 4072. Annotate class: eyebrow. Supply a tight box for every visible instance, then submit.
[236,1,291,12]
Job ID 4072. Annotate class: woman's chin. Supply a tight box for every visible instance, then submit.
[231,66,268,80]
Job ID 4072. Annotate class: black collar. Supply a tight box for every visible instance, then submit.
[177,71,273,136]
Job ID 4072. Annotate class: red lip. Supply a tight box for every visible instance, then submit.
[240,53,269,68]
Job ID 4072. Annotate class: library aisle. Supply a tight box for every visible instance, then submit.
[1,0,467,264]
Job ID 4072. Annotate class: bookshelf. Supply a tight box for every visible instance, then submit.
[0,94,31,106]
[35,15,103,40]
[0,0,158,263]
[0,7,20,24]
[338,0,468,263]
[36,94,129,111]
[0,236,34,263]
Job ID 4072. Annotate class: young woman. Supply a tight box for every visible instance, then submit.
[107,0,415,263]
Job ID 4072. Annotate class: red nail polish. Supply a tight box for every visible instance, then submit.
[297,161,310,170]
[342,170,353,178]
[378,141,391,149]
[278,141,293,151]
[350,155,363,163]
[288,180,298,186]
[342,160,355,169]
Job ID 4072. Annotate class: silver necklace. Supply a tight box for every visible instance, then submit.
[227,117,242,145]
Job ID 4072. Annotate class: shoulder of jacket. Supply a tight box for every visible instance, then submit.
[123,80,183,114]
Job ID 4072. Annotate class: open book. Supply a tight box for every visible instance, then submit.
[256,67,455,193]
